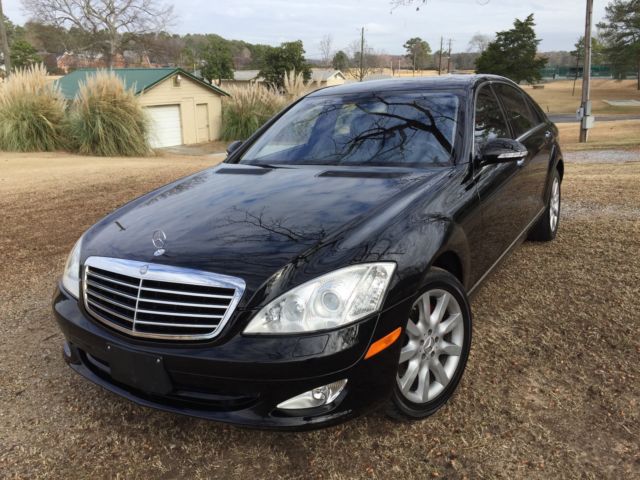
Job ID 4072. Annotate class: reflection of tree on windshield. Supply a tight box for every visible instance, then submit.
[240,93,460,168]
[332,95,455,162]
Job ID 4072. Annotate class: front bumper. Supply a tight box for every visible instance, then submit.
[53,284,410,430]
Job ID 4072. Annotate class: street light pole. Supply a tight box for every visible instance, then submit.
[579,0,594,143]
[0,0,12,76]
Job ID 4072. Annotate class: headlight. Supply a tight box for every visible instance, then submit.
[244,263,396,334]
[61,236,83,299]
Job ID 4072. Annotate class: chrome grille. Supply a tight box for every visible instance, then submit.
[82,257,245,340]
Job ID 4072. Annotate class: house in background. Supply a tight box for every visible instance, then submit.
[58,68,229,148]
[310,69,346,87]
[221,69,264,87]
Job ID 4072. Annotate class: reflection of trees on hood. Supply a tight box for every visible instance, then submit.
[143,173,209,206]
[221,206,328,245]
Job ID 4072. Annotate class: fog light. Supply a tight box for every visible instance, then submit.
[277,379,348,410]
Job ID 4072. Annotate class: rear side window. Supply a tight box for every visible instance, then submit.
[474,86,510,154]
[494,84,539,138]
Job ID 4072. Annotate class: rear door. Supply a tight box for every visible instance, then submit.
[473,84,529,275]
[493,83,550,220]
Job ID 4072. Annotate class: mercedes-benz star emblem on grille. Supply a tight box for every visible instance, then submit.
[152,230,167,256]
[139,265,149,275]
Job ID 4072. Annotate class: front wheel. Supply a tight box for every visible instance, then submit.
[386,268,472,421]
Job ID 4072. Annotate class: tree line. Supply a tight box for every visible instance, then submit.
[1,0,638,88]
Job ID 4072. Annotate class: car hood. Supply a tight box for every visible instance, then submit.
[83,163,446,307]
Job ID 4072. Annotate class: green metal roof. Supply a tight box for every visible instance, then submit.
[56,67,229,100]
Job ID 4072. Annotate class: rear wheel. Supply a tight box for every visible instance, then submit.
[386,268,472,421]
[528,169,561,241]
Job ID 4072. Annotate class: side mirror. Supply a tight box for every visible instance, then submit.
[480,138,528,166]
[226,140,243,155]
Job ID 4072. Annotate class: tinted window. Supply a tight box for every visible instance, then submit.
[525,95,546,123]
[474,86,510,154]
[494,84,539,138]
[239,92,460,167]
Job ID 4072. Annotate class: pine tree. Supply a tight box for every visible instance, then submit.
[475,14,547,84]
[597,0,640,89]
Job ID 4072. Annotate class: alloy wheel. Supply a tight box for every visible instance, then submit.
[550,177,560,232]
[396,289,464,404]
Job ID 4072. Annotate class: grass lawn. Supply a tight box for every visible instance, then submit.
[1,152,638,479]
[524,79,640,115]
[558,119,640,151]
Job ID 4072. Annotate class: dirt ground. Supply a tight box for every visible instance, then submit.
[525,79,640,115]
[1,151,638,479]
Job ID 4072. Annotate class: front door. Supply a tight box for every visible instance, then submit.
[196,103,210,143]
[473,84,529,276]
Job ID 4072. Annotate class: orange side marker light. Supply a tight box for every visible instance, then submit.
[364,327,402,360]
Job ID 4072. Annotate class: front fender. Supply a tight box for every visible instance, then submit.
[363,214,469,309]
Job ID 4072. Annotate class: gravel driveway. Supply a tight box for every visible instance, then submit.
[564,149,639,163]
[1,152,638,479]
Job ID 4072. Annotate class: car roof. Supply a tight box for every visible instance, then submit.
[307,74,514,97]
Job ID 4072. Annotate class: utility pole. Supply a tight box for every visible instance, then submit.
[438,36,443,75]
[446,38,452,74]
[0,0,12,76]
[579,0,594,143]
[359,26,365,82]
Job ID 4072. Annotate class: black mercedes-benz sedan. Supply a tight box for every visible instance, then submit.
[53,75,563,429]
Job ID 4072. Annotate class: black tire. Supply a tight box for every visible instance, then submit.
[528,168,561,242]
[386,267,472,421]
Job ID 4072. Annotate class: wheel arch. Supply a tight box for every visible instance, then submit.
[431,251,464,286]
[426,220,471,291]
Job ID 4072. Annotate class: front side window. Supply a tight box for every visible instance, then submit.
[493,84,539,138]
[474,86,510,154]
[239,92,461,168]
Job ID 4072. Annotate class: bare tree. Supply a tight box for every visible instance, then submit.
[346,29,376,82]
[319,34,332,67]
[21,0,175,66]
[467,33,492,53]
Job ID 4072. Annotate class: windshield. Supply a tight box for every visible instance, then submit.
[238,92,461,168]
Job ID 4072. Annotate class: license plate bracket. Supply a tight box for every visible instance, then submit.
[106,344,173,395]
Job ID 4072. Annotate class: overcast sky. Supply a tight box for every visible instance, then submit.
[3,0,608,56]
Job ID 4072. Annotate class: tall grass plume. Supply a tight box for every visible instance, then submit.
[221,83,288,141]
[67,71,150,156]
[0,64,66,152]
[283,69,314,99]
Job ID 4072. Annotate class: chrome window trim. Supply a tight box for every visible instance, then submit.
[82,256,245,341]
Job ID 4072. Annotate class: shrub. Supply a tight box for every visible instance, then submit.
[221,83,288,141]
[0,64,66,152]
[66,71,150,156]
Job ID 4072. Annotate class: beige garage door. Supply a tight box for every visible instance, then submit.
[147,105,182,148]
